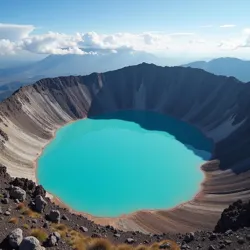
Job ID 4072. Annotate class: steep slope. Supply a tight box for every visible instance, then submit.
[184,57,250,82]
[1,64,250,233]
[0,51,160,101]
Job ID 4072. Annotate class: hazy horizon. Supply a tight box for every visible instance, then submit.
[1,0,250,67]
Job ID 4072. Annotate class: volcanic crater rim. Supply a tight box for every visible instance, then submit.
[0,63,249,233]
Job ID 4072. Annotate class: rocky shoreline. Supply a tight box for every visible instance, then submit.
[1,165,250,250]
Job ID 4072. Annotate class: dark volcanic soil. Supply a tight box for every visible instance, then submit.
[1,165,250,249]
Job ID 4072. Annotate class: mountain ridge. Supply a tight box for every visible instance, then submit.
[1,63,250,233]
[184,57,250,82]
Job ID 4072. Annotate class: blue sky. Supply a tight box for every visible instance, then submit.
[0,0,250,63]
[0,0,248,33]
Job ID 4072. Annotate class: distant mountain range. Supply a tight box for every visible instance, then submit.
[183,57,250,83]
[0,50,164,101]
[0,50,161,83]
[1,55,250,101]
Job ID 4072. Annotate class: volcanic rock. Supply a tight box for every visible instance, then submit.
[48,210,60,223]
[126,238,135,244]
[9,186,26,202]
[215,200,250,232]
[8,228,23,248]
[34,195,47,213]
[47,235,57,246]
[19,236,44,250]
[80,226,88,232]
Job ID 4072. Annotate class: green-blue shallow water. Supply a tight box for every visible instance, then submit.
[38,111,213,217]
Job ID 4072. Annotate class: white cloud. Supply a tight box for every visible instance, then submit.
[1,22,250,58]
[0,23,34,41]
[0,39,18,55]
[218,28,250,49]
[219,24,236,28]
[243,28,250,35]
[19,32,87,55]
[78,32,169,52]
[189,39,206,44]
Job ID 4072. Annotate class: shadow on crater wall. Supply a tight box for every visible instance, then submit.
[89,110,213,160]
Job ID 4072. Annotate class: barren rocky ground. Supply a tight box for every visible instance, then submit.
[1,164,250,249]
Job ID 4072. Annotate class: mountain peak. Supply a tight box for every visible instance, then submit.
[184,57,250,82]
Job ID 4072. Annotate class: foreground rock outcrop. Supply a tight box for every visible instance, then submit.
[1,63,250,233]
[215,199,250,233]
[1,165,250,250]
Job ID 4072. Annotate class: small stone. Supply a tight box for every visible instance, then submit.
[8,228,23,248]
[3,192,10,198]
[181,243,189,250]
[4,211,10,216]
[49,210,60,223]
[53,232,61,240]
[2,198,9,204]
[43,222,49,228]
[209,233,217,241]
[32,219,38,224]
[238,237,245,244]
[208,245,216,250]
[62,214,69,221]
[48,235,57,246]
[224,239,232,245]
[159,242,171,249]
[14,199,20,203]
[114,233,120,238]
[80,226,88,232]
[219,244,226,249]
[184,232,195,243]
[91,233,101,238]
[126,238,135,244]
[246,234,250,241]
[225,229,233,236]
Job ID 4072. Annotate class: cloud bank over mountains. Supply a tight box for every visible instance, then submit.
[0,23,250,57]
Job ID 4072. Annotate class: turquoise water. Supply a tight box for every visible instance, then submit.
[38,111,212,217]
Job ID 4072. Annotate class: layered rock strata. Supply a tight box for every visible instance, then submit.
[1,63,250,233]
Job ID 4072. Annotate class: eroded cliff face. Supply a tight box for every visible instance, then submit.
[1,63,250,233]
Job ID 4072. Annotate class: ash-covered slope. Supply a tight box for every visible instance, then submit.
[1,63,250,233]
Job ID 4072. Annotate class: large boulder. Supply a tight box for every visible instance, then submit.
[19,236,44,250]
[8,228,23,248]
[35,195,47,213]
[34,185,46,198]
[9,186,26,201]
[11,178,35,192]
[47,235,57,246]
[10,178,46,197]
[0,164,10,179]
[215,200,250,232]
[49,210,60,223]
